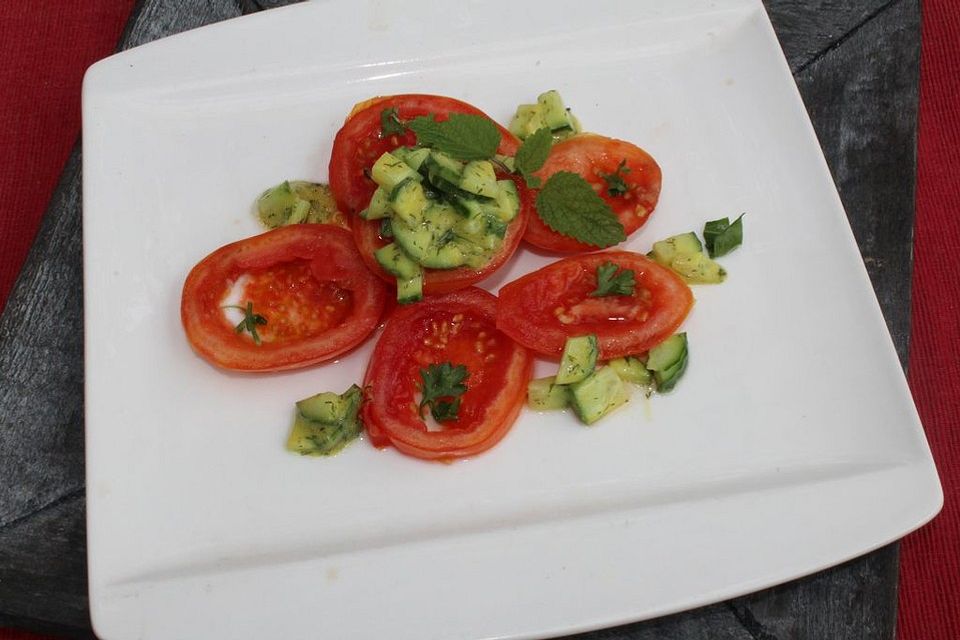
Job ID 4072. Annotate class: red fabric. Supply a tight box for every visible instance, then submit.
[0,1,957,639]
[0,0,135,316]
[896,0,960,638]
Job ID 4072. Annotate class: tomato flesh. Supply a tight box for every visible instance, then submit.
[526,134,662,253]
[362,288,532,461]
[496,251,693,359]
[238,261,353,342]
[181,225,387,372]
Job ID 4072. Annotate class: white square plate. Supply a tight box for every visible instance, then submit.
[82,1,942,638]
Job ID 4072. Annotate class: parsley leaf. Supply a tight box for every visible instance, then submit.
[514,127,553,188]
[223,301,268,345]
[379,107,406,138]
[598,159,631,197]
[703,213,745,258]
[418,362,469,422]
[535,172,626,248]
[407,114,501,161]
[589,261,636,297]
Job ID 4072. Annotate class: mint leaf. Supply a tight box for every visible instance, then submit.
[535,172,626,248]
[380,107,406,138]
[514,127,553,188]
[589,261,636,297]
[703,213,745,258]
[418,362,469,422]
[598,159,631,197]
[407,114,501,161]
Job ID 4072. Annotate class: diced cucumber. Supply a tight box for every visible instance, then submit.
[484,214,507,238]
[527,376,570,411]
[509,103,548,140]
[390,179,428,226]
[460,160,499,198]
[424,151,463,187]
[371,152,422,191]
[287,385,363,456]
[556,334,599,385]
[453,209,486,237]
[494,154,516,172]
[360,187,392,220]
[257,181,309,227]
[649,232,703,264]
[670,253,726,284]
[379,218,394,238]
[401,147,431,171]
[493,179,520,222]
[646,333,688,392]
[608,356,653,386]
[649,232,725,284]
[296,385,362,424]
[397,273,424,304]
[570,367,630,425]
[375,243,422,280]
[391,206,465,269]
[452,195,485,218]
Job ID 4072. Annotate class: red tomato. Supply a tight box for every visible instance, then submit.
[329,94,520,216]
[362,288,533,461]
[330,94,530,294]
[496,251,692,359]
[526,134,662,253]
[181,225,387,371]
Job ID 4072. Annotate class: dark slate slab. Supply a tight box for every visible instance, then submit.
[0,0,920,637]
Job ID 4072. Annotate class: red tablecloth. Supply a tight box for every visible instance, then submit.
[0,1,956,638]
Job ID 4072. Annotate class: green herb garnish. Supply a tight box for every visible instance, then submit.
[589,261,636,297]
[224,301,267,345]
[418,362,469,423]
[380,107,406,138]
[534,171,626,248]
[514,127,553,188]
[598,159,631,197]
[407,113,501,161]
[703,213,745,258]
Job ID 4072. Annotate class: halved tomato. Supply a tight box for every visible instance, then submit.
[181,225,387,371]
[496,251,693,359]
[329,94,531,294]
[362,287,532,461]
[526,134,662,253]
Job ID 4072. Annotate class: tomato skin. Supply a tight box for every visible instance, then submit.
[361,288,533,461]
[525,134,662,253]
[496,251,693,359]
[181,225,387,372]
[329,94,520,217]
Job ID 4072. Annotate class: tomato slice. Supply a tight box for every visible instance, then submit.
[496,251,693,359]
[525,134,662,253]
[329,94,520,216]
[361,287,533,461]
[329,94,531,294]
[181,225,387,371]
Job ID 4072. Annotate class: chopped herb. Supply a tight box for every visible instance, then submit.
[380,107,406,138]
[598,159,631,197]
[418,362,469,422]
[703,213,745,257]
[589,261,636,297]
[407,113,501,161]
[534,171,626,248]
[223,301,267,345]
[514,127,553,188]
